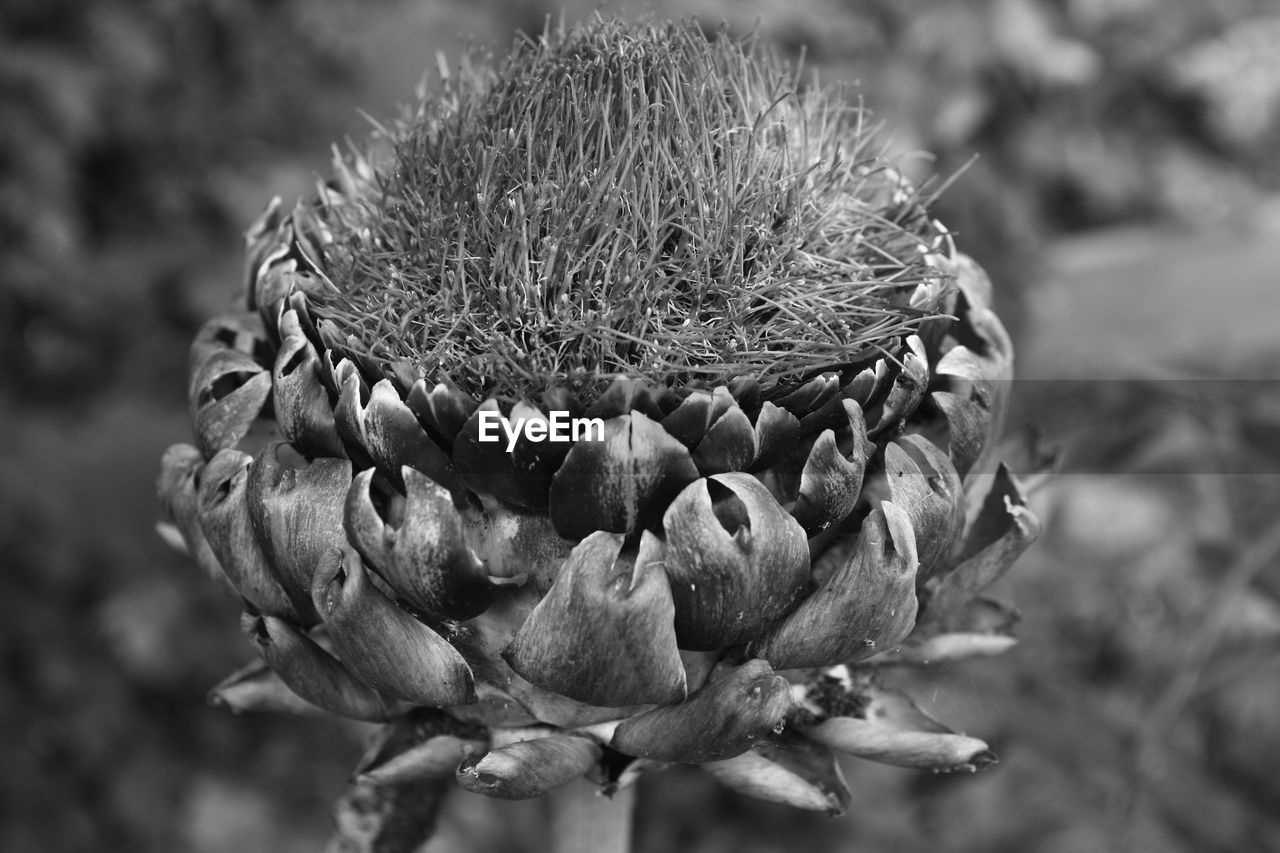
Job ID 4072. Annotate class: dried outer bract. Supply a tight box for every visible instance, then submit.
[791,399,870,534]
[189,312,272,372]
[457,733,601,799]
[702,731,851,815]
[660,388,723,448]
[345,467,495,621]
[548,412,699,540]
[243,196,287,301]
[335,376,461,495]
[755,502,918,669]
[933,256,1016,476]
[311,546,476,707]
[208,659,323,717]
[188,333,274,459]
[884,434,966,583]
[869,632,1019,666]
[920,464,1040,631]
[662,474,810,651]
[503,531,686,706]
[610,660,792,763]
[273,310,347,458]
[926,389,988,481]
[157,443,225,582]
[355,708,487,786]
[405,378,479,450]
[691,405,756,474]
[196,449,302,621]
[801,679,995,772]
[246,443,351,621]
[242,613,390,722]
[867,335,929,438]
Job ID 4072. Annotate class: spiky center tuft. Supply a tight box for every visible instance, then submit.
[314,18,950,403]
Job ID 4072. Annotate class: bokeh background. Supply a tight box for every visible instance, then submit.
[4,1,1280,851]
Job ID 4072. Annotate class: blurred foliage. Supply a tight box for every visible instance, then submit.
[0,0,352,404]
[3,0,1280,851]
[1003,372,1280,853]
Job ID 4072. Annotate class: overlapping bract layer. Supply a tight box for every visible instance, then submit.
[158,188,1040,812]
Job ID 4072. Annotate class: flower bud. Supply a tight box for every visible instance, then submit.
[549,411,698,540]
[610,659,792,763]
[755,502,918,669]
[663,473,809,650]
[242,613,390,721]
[456,734,600,799]
[503,531,686,707]
[344,467,494,620]
[311,545,475,706]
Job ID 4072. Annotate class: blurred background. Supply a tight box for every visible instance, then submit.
[3,0,1280,850]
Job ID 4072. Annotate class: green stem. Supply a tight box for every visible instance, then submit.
[548,780,635,853]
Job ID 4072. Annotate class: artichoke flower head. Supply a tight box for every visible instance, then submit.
[159,18,1041,817]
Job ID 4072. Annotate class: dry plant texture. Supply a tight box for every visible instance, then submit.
[316,19,946,402]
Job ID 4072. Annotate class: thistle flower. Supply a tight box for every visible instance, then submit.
[159,17,1041,834]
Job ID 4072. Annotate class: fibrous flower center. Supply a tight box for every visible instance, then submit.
[315,19,949,403]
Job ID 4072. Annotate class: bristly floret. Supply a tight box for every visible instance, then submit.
[315,17,950,403]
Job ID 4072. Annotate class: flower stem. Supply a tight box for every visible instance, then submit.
[327,778,450,853]
[548,780,635,853]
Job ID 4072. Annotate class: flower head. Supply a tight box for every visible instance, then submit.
[159,17,1040,816]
